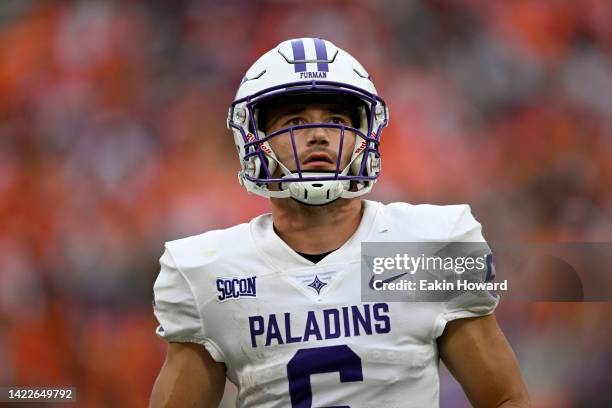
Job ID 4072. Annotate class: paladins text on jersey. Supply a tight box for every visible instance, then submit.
[248,302,390,348]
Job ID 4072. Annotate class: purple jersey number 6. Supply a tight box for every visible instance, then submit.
[287,344,363,408]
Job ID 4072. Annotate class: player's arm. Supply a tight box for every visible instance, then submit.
[438,314,530,408]
[150,341,226,408]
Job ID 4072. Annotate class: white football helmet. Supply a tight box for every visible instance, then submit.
[227,38,389,205]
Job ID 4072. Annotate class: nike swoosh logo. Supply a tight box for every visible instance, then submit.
[368,272,409,289]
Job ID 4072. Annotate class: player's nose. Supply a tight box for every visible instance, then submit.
[305,125,330,146]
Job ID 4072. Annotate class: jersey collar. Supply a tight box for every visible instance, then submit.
[250,199,384,272]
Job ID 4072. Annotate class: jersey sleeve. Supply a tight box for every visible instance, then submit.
[433,205,500,338]
[152,246,226,362]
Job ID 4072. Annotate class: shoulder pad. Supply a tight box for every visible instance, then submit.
[165,222,252,271]
[382,202,478,241]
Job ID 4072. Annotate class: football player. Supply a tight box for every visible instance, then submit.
[150,38,530,407]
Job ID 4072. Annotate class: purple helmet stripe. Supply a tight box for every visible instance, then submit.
[291,39,307,72]
[313,38,329,72]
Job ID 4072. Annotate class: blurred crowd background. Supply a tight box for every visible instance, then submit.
[1,0,611,406]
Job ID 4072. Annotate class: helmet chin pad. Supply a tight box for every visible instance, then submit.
[281,173,350,206]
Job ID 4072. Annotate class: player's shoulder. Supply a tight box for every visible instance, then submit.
[382,201,473,222]
[378,201,481,241]
[163,220,255,270]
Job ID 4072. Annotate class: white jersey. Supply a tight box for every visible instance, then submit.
[153,200,498,408]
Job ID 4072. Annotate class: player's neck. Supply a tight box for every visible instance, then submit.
[269,198,364,255]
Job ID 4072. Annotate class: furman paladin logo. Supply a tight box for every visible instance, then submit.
[216,276,257,301]
[307,275,327,295]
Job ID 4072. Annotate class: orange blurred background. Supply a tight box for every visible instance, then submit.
[1,0,611,406]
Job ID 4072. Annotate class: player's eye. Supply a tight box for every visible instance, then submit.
[284,117,304,127]
[328,116,349,125]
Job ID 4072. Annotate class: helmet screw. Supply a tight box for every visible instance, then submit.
[235,107,247,124]
[370,155,381,174]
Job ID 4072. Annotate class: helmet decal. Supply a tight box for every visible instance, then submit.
[313,38,329,72]
[288,38,333,73]
[291,39,307,72]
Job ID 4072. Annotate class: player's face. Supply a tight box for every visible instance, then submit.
[262,103,357,174]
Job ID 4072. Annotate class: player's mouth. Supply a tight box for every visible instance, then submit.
[301,152,336,169]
